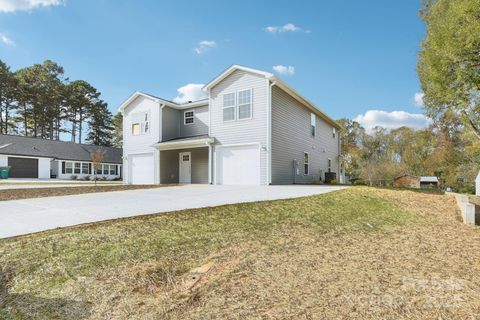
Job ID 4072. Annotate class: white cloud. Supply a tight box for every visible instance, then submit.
[265,23,310,34]
[354,110,432,133]
[173,83,207,103]
[0,32,14,46]
[272,65,295,76]
[414,92,425,107]
[194,40,216,54]
[0,0,63,12]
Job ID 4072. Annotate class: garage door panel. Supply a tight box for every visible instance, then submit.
[216,145,260,185]
[8,157,39,178]
[129,153,154,184]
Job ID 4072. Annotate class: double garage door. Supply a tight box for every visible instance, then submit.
[216,144,260,185]
[8,157,39,178]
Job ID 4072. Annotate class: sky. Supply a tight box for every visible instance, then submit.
[0,0,431,132]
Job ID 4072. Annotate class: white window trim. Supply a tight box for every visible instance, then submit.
[222,91,236,122]
[304,152,309,175]
[237,88,253,121]
[184,110,195,125]
[311,113,316,137]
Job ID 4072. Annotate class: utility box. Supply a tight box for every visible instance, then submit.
[0,167,10,179]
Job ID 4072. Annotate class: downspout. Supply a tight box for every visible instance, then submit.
[267,80,276,185]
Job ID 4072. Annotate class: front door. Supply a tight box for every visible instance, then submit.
[179,152,191,184]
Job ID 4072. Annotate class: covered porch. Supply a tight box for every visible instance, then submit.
[153,135,214,184]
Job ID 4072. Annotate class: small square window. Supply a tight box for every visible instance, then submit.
[182,154,190,161]
[132,123,140,135]
[184,111,195,125]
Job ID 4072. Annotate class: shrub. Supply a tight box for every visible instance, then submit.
[82,175,90,181]
[70,175,77,180]
[329,179,337,185]
[354,180,367,186]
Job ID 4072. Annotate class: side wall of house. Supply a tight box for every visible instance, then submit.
[123,95,161,184]
[271,86,340,184]
[209,69,269,185]
[162,105,209,141]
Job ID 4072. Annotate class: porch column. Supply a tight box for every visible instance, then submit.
[208,144,212,184]
[154,148,161,184]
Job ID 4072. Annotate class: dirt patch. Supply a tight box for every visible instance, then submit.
[0,184,173,201]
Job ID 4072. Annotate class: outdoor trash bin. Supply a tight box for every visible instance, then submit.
[0,167,10,179]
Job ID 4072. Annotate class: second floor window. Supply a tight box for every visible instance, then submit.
[223,92,236,121]
[132,112,149,135]
[238,89,252,120]
[311,113,316,137]
[332,127,336,138]
[184,110,195,125]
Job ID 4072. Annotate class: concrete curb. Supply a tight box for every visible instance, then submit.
[450,192,476,225]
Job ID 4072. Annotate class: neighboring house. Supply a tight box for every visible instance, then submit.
[0,134,122,180]
[393,174,439,189]
[119,65,342,185]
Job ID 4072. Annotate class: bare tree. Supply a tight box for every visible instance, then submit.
[90,149,105,186]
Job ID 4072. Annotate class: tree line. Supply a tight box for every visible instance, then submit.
[0,59,122,147]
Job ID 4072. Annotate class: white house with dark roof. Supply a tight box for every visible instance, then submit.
[120,65,342,185]
[0,134,122,180]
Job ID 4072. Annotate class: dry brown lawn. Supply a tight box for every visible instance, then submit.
[0,187,479,319]
[0,184,170,201]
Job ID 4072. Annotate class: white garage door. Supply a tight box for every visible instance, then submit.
[216,144,260,185]
[129,153,154,184]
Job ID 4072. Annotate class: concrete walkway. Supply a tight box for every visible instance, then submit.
[0,184,347,239]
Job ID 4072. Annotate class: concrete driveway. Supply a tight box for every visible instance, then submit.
[0,184,347,239]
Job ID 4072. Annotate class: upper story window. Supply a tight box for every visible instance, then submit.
[332,127,336,139]
[223,92,236,121]
[184,110,195,125]
[238,89,252,120]
[311,113,316,137]
[304,152,309,175]
[132,112,149,136]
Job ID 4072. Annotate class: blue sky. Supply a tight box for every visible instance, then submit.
[0,0,430,131]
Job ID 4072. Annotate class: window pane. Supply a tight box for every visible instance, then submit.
[103,165,109,175]
[304,164,309,175]
[238,90,250,105]
[238,104,251,119]
[132,123,140,135]
[96,166,102,175]
[82,163,89,174]
[304,153,309,164]
[223,93,235,107]
[109,165,116,175]
[223,107,235,121]
[66,162,73,174]
[74,162,81,174]
[311,125,315,137]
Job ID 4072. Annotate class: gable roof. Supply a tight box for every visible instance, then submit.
[203,64,340,129]
[0,134,122,163]
[118,91,208,113]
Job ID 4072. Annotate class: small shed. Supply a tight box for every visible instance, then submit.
[393,174,420,188]
[419,176,439,188]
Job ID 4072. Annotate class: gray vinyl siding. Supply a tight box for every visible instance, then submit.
[161,105,209,141]
[160,147,208,184]
[210,69,268,185]
[271,86,340,184]
[161,106,179,141]
[179,105,208,137]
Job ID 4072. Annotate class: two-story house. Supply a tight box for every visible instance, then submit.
[119,65,342,185]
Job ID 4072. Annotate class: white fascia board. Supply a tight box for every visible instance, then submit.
[152,137,214,151]
[203,64,274,91]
